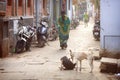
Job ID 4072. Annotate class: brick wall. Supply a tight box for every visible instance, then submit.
[27,7,31,15]
[18,7,22,16]
[6,6,12,16]
[6,6,31,16]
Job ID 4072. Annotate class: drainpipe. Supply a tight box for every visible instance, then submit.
[15,0,18,16]
[35,0,40,29]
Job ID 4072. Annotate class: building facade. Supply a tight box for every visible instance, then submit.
[0,0,73,58]
[0,0,34,57]
[100,0,120,57]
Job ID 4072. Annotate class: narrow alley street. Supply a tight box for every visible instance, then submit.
[0,19,116,80]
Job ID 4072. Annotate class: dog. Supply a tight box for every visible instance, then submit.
[60,56,76,70]
[69,49,94,73]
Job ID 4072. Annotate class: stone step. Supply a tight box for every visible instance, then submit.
[100,57,118,73]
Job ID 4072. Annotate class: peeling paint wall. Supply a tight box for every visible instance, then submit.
[100,0,120,52]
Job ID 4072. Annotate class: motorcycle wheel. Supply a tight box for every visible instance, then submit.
[94,36,100,41]
[38,39,45,48]
[15,40,25,53]
[96,37,100,41]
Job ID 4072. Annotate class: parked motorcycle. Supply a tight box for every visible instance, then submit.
[15,25,35,53]
[48,22,58,41]
[37,20,48,48]
[93,20,100,41]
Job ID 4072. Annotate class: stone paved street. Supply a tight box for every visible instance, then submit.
[0,19,117,80]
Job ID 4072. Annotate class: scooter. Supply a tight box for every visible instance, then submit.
[93,20,100,41]
[37,20,48,48]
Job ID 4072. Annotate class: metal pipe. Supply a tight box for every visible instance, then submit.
[15,0,18,16]
[35,0,39,28]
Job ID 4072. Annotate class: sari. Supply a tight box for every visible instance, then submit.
[58,15,70,48]
[84,13,89,23]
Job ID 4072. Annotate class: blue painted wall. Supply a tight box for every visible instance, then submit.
[100,0,120,52]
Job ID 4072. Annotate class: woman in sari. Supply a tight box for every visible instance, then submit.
[58,11,70,49]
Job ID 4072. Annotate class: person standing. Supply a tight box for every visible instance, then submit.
[58,11,70,49]
[83,12,89,27]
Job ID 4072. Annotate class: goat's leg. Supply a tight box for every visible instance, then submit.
[79,60,82,71]
[75,60,78,71]
[59,61,64,70]
[88,59,93,73]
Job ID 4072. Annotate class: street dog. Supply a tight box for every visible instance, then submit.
[60,56,76,70]
[69,49,94,73]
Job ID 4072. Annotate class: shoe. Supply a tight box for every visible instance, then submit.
[64,44,67,48]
